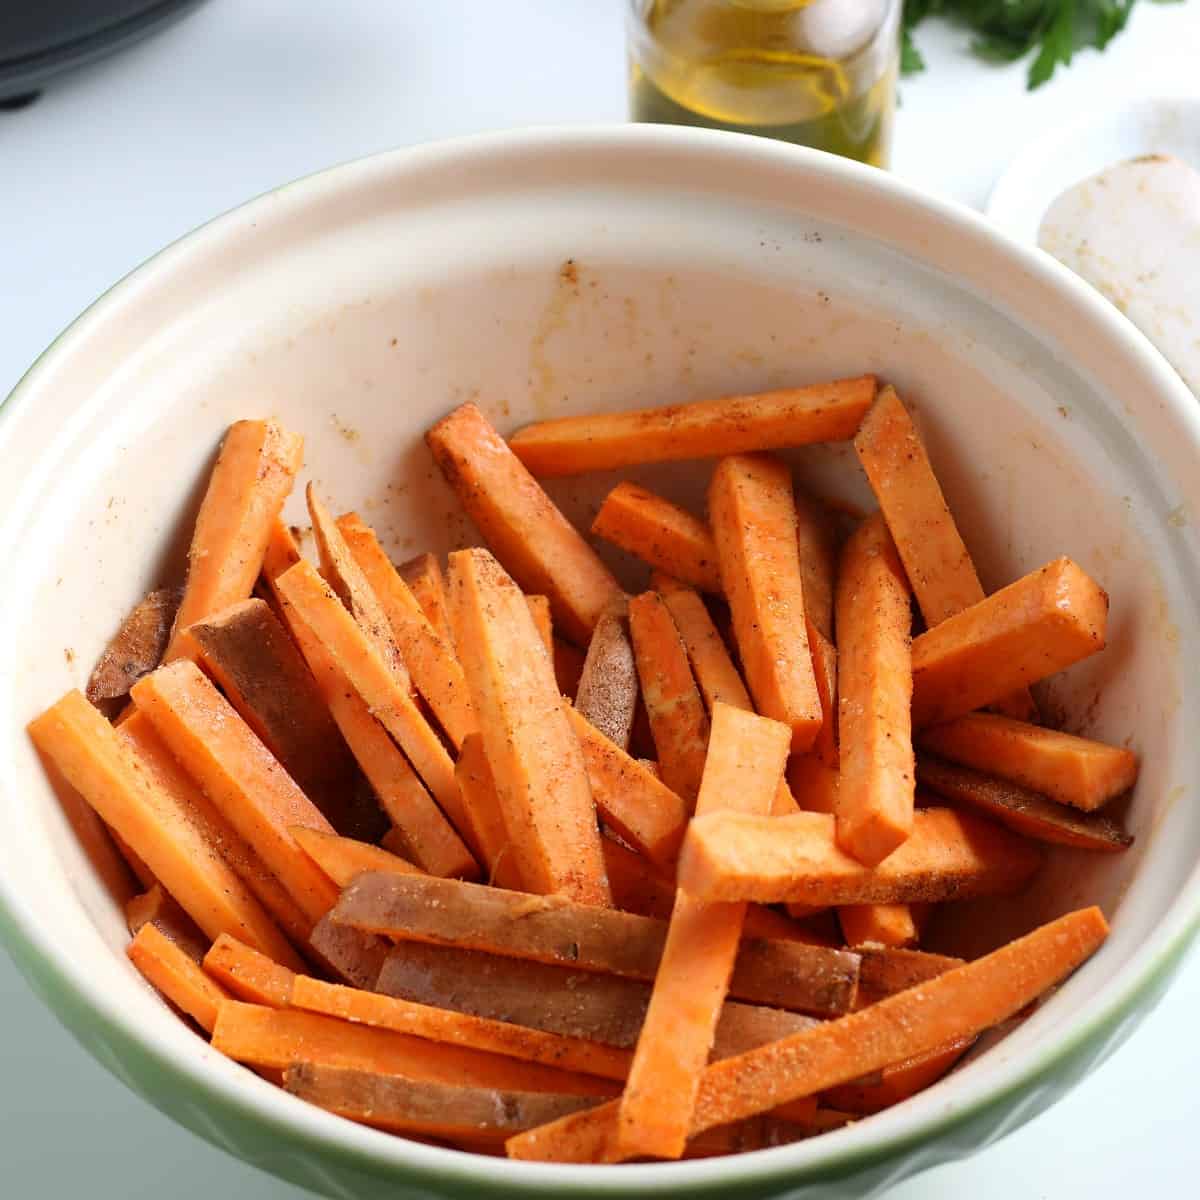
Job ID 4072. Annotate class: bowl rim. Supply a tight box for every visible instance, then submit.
[2,122,1199,1196]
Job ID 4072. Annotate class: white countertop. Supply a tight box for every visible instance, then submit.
[3,2,1198,1195]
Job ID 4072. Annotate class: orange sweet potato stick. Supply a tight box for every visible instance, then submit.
[524,594,554,658]
[838,904,919,949]
[853,386,1037,722]
[574,611,639,752]
[565,705,689,868]
[911,557,1108,728]
[601,836,677,920]
[165,420,304,662]
[627,590,711,804]
[131,661,340,930]
[285,1064,600,1140]
[187,598,359,830]
[506,906,1109,1161]
[917,712,1139,812]
[398,553,454,648]
[291,975,633,1083]
[337,513,477,749]
[211,1001,617,1097]
[677,807,1041,906]
[29,692,302,969]
[128,923,232,1034]
[617,703,792,1159]
[592,483,722,593]
[915,758,1133,852]
[202,934,296,1008]
[709,454,822,753]
[125,884,208,964]
[455,734,524,889]
[834,513,915,866]
[792,486,840,642]
[446,548,611,905]
[427,403,623,645]
[820,1037,974,1114]
[508,376,878,477]
[274,559,475,871]
[291,826,424,889]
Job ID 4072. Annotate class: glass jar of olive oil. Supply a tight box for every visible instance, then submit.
[627,0,901,167]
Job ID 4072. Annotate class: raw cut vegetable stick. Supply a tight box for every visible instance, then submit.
[28,692,302,968]
[821,1037,973,1115]
[128,923,232,1034]
[616,703,792,1159]
[333,872,859,1015]
[87,587,180,706]
[274,559,475,873]
[166,420,304,662]
[508,376,878,477]
[911,557,1108,729]
[857,946,963,998]
[398,553,454,648]
[117,711,314,951]
[792,487,839,642]
[455,734,524,889]
[291,827,424,889]
[125,884,208,964]
[284,1065,599,1141]
[375,941,819,1054]
[838,904,919,950]
[917,713,1139,812]
[308,914,390,990]
[291,976,634,1083]
[915,758,1133,852]
[834,513,914,866]
[203,934,296,1008]
[524,594,554,658]
[337,512,477,749]
[131,661,340,930]
[678,807,1042,906]
[709,454,822,753]
[506,906,1109,1162]
[427,402,623,645]
[565,704,688,868]
[853,385,1036,721]
[628,590,711,804]
[574,610,639,752]
[591,482,722,593]
[446,548,611,905]
[187,598,358,830]
[212,1002,618,1096]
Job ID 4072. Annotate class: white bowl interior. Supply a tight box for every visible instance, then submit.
[1,130,1198,1193]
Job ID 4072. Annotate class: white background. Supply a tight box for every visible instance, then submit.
[2,2,1198,1196]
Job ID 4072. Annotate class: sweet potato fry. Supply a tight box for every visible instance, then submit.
[788,754,840,815]
[592,483,722,593]
[287,1064,600,1140]
[820,1037,973,1114]
[202,934,296,1008]
[617,704,792,1158]
[29,692,301,968]
[566,705,688,868]
[915,758,1133,852]
[291,976,633,1083]
[628,590,710,803]
[917,713,1138,812]
[88,587,180,704]
[128,923,231,1034]
[131,661,339,929]
[678,807,1042,906]
[187,599,358,829]
[427,403,623,644]
[505,906,1109,1162]
[709,454,821,752]
[652,576,750,710]
[375,942,819,1054]
[838,904,918,950]
[308,914,390,990]
[455,734,524,889]
[446,548,610,905]
[291,826,423,889]
[793,487,839,642]
[601,836,676,920]
[398,553,454,647]
[166,420,304,662]
[525,594,554,658]
[126,884,207,964]
[274,559,473,871]
[808,619,839,769]
[834,513,914,866]
[212,1001,616,1096]
[334,872,858,1015]
[508,376,877,477]
[857,946,963,998]
[337,513,477,749]
[911,558,1108,729]
[574,612,639,751]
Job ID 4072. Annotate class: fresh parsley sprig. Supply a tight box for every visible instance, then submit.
[903,0,1183,89]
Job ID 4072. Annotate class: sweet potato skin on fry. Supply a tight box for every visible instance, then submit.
[574,612,639,752]
[88,587,181,705]
[428,402,623,644]
[508,376,878,477]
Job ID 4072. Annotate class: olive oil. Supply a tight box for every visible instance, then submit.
[628,0,899,167]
